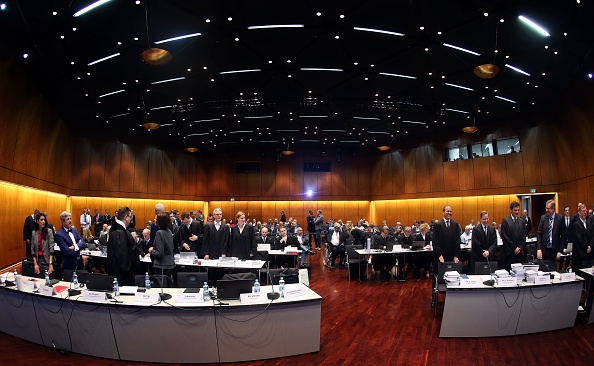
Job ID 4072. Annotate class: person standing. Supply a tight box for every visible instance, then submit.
[93,209,103,237]
[536,199,566,263]
[80,208,91,233]
[229,211,256,260]
[54,211,87,271]
[31,212,55,276]
[23,209,40,261]
[202,208,229,259]
[522,209,532,236]
[306,210,316,250]
[471,211,497,273]
[280,210,287,224]
[433,205,462,265]
[107,206,134,286]
[501,201,527,270]
[572,203,593,271]
[314,209,325,251]
[149,211,175,280]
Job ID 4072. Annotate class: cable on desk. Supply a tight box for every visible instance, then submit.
[107,305,122,361]
[212,301,221,364]
[493,286,522,308]
[214,300,273,322]
[0,287,28,308]
[528,282,553,299]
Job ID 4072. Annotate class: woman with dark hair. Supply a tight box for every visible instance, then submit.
[31,213,55,275]
[229,211,256,260]
[149,211,175,278]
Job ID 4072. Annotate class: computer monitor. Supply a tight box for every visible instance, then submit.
[216,279,254,300]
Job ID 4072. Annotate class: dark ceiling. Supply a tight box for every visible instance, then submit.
[1,0,593,156]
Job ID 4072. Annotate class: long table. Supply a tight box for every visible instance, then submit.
[440,273,583,337]
[0,276,321,363]
[578,267,594,324]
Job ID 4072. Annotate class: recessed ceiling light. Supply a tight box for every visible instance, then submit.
[0,4,6,11]
[53,11,57,15]
[500,19,504,23]
[424,48,429,51]
[206,19,210,23]
[419,26,425,30]
[340,15,345,19]
[316,12,321,16]
[484,12,488,17]
[22,53,28,59]
[437,31,442,35]
[117,42,122,45]
[187,68,191,71]
[72,27,77,31]
[134,37,138,41]
[335,35,339,39]
[235,38,239,41]
[228,17,232,21]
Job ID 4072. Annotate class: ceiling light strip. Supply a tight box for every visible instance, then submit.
[299,115,328,118]
[353,116,380,120]
[154,32,201,44]
[247,24,304,30]
[276,129,300,132]
[445,83,474,91]
[445,108,469,114]
[159,123,172,127]
[228,130,253,134]
[339,140,361,143]
[299,140,321,142]
[150,105,172,110]
[300,68,344,72]
[353,27,404,37]
[73,0,111,17]
[257,140,280,143]
[187,133,209,137]
[495,95,517,103]
[518,15,550,37]
[195,118,220,123]
[219,69,262,74]
[443,43,480,56]
[505,64,531,76]
[109,112,129,118]
[88,53,120,66]
[379,72,416,79]
[367,131,391,134]
[151,77,186,84]
[402,120,427,124]
[321,129,347,132]
[244,116,273,119]
[98,89,125,98]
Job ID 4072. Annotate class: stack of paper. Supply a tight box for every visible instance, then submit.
[444,271,460,286]
[494,269,509,278]
[525,269,537,283]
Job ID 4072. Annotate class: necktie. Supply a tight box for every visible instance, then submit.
[547,216,553,248]
[583,219,587,229]
[67,229,72,233]
[513,217,517,224]
[446,220,450,228]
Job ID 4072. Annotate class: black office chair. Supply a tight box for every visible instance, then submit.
[538,259,557,272]
[63,269,88,282]
[432,261,462,318]
[21,260,54,279]
[525,243,537,261]
[268,268,299,285]
[176,272,208,288]
[345,245,366,282]
[474,261,497,275]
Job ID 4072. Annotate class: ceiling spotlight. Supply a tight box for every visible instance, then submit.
[228,17,232,21]
[0,4,6,11]
[316,12,321,16]
[22,53,28,59]
[143,122,160,131]
[588,73,593,79]
[141,48,172,65]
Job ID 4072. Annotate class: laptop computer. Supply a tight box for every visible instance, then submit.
[87,243,97,251]
[216,279,254,300]
[179,252,196,260]
[384,240,398,251]
[411,241,426,250]
[85,273,116,291]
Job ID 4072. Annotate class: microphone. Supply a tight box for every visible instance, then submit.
[159,267,172,301]
[267,268,280,300]
[483,253,495,286]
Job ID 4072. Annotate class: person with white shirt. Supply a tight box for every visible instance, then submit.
[571,203,592,271]
[80,207,91,233]
[202,208,229,259]
[460,225,472,244]
[295,226,314,266]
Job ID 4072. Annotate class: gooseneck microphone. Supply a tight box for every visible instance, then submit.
[483,253,495,286]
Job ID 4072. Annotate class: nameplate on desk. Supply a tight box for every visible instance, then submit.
[240,292,269,304]
[497,277,517,287]
[177,259,194,265]
[80,250,91,255]
[459,278,481,287]
[393,244,402,251]
[135,292,159,304]
[534,275,551,285]
[251,261,262,267]
[176,293,203,303]
[83,291,107,303]
[283,285,307,299]
[22,280,36,291]
[90,250,102,256]
[39,285,56,296]
[560,272,576,282]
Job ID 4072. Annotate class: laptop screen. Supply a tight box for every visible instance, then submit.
[216,279,254,300]
[85,273,116,291]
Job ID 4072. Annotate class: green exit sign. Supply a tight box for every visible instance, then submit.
[230,198,235,202]
[530,189,536,193]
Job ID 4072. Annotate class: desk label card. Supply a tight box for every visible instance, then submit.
[534,275,550,285]
[176,293,204,304]
[39,285,55,296]
[283,284,307,299]
[560,272,576,282]
[240,292,269,303]
[134,292,159,304]
[177,259,194,265]
[497,277,517,287]
[83,291,107,303]
[22,280,36,291]
[460,278,481,287]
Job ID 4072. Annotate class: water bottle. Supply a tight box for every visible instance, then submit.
[44,270,50,286]
[113,278,119,296]
[13,268,18,277]
[279,277,285,298]
[366,237,371,252]
[202,282,210,302]
[253,279,260,293]
[73,272,79,289]
[144,272,151,289]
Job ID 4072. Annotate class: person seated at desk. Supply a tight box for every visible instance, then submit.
[460,226,472,245]
[256,227,272,245]
[373,226,395,281]
[326,223,347,269]
[471,211,497,274]
[397,226,415,280]
[414,223,432,279]
[294,226,314,266]
[81,227,95,271]
[273,227,296,268]
[55,210,87,271]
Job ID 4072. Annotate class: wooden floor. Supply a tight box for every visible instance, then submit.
[2,255,594,366]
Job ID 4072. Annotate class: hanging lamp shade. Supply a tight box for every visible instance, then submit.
[141,48,172,65]
[377,145,391,152]
[474,64,500,78]
[143,122,160,130]
[185,147,199,153]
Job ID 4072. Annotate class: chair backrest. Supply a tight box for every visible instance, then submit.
[221,272,257,281]
[538,260,556,272]
[436,261,462,284]
[176,272,208,288]
[474,261,497,275]
[268,268,299,285]
[63,269,88,282]
[134,275,173,288]
[345,245,363,261]
[582,260,594,269]
[525,243,536,259]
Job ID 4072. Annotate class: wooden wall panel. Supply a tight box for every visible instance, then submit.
[520,128,541,186]
[505,153,524,188]
[403,150,417,194]
[415,147,431,193]
[392,152,405,195]
[472,157,490,189]
[488,155,507,188]
[88,141,108,192]
[132,145,150,194]
[537,128,558,186]
[443,160,459,192]
[160,151,175,195]
[457,159,474,191]
[119,144,135,194]
[428,146,445,193]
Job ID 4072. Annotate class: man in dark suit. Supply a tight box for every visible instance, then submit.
[433,205,462,265]
[397,226,414,279]
[501,201,526,270]
[326,223,347,268]
[54,211,87,271]
[306,210,316,249]
[314,210,325,250]
[471,211,497,273]
[23,209,40,261]
[103,209,111,227]
[93,209,103,236]
[178,211,201,256]
[202,207,229,259]
[522,209,532,236]
[373,226,396,281]
[536,199,566,263]
[572,203,593,271]
[562,206,574,243]
[107,206,134,286]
